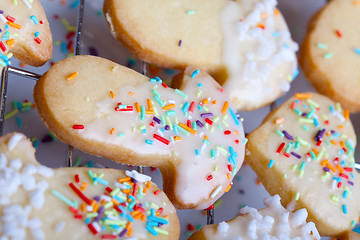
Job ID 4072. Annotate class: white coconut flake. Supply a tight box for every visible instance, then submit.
[8,134,23,151]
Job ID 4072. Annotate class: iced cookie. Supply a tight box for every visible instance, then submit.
[0,0,52,69]
[188,195,320,240]
[0,132,179,240]
[33,55,246,210]
[103,0,298,111]
[245,93,360,236]
[300,0,360,112]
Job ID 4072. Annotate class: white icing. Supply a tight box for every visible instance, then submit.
[220,0,298,109]
[78,69,245,209]
[125,170,152,183]
[211,195,320,240]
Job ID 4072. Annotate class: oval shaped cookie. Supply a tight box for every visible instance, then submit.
[103,0,298,111]
[33,55,246,210]
[0,132,179,240]
[1,0,52,68]
[246,93,360,236]
[188,195,320,240]
[300,0,360,112]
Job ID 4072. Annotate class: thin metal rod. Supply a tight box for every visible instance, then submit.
[207,209,214,224]
[67,0,86,167]
[0,66,9,136]
[8,66,41,80]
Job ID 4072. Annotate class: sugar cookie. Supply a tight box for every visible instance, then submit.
[245,93,360,236]
[188,194,320,240]
[0,132,179,240]
[103,0,298,111]
[300,0,360,112]
[33,55,246,210]
[0,0,52,69]
[339,231,360,240]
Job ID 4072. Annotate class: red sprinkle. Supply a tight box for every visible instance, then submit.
[101,235,117,239]
[205,205,214,210]
[69,183,92,205]
[153,190,160,195]
[66,31,76,39]
[339,173,349,180]
[153,134,170,145]
[161,82,168,88]
[337,182,342,188]
[344,167,353,172]
[316,140,322,146]
[0,41,6,52]
[149,122,155,127]
[88,223,98,235]
[206,175,213,181]
[73,124,84,129]
[276,142,285,153]
[6,16,15,22]
[335,29,342,38]
[205,118,213,125]
[34,37,42,44]
[69,206,78,214]
[284,152,290,158]
[189,101,195,113]
[105,187,113,193]
[114,205,123,213]
[74,214,83,219]
[132,183,138,196]
[187,120,191,128]
[224,130,231,135]
[75,174,80,183]
[227,164,232,172]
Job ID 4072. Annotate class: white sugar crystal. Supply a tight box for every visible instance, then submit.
[30,189,45,209]
[0,154,7,168]
[21,174,36,191]
[125,170,151,183]
[259,231,270,240]
[31,228,45,240]
[247,219,257,239]
[218,221,229,234]
[8,134,23,151]
[23,164,37,175]
[36,181,49,191]
[290,209,308,227]
[0,196,9,205]
[28,218,42,229]
[36,165,54,177]
[9,159,22,170]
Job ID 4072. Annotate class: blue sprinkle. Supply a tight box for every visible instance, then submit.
[88,161,93,168]
[34,31,40,37]
[70,0,80,8]
[61,42,67,53]
[195,149,199,156]
[182,102,190,113]
[148,215,169,225]
[229,108,240,126]
[155,76,162,83]
[355,48,360,56]
[145,140,153,145]
[198,83,203,87]
[292,68,299,80]
[191,69,200,78]
[93,177,108,186]
[126,214,135,222]
[330,105,335,112]
[16,116,23,128]
[313,118,319,127]
[85,218,91,224]
[343,190,348,199]
[268,159,274,168]
[30,15,39,25]
[342,204,348,214]
[146,226,159,236]
[272,32,280,38]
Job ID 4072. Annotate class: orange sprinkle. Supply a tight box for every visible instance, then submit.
[7,21,21,29]
[145,110,154,115]
[20,62,27,68]
[101,199,106,205]
[312,148,319,155]
[109,91,115,99]
[127,228,132,236]
[320,159,329,166]
[5,39,14,46]
[66,72,78,81]
[344,110,349,120]
[141,214,146,221]
[179,123,197,135]
[212,100,217,104]
[257,23,265,29]
[143,188,147,194]
[82,182,88,187]
[226,173,231,180]
[338,125,344,129]
[203,135,208,140]
[274,118,284,124]
[336,165,344,174]
[234,131,239,135]
[135,102,140,113]
[91,200,96,207]
[256,178,262,185]
[295,93,312,99]
[122,189,131,194]
[80,203,86,212]
[110,128,115,135]
[111,198,120,205]
[155,211,160,216]
[133,212,142,220]
[118,177,131,183]
[147,99,153,110]
[174,136,182,141]
[80,186,86,191]
[274,9,280,15]
[340,141,345,148]
[146,181,151,189]
[330,140,338,145]
[221,101,229,114]
[131,210,140,216]
[225,184,232,192]
[92,203,99,213]
[162,104,175,110]
[353,0,359,5]
[128,91,135,96]
[326,163,337,173]
[201,99,208,105]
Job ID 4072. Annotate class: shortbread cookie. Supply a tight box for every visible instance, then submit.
[188,194,320,240]
[0,132,179,240]
[246,93,360,236]
[300,0,360,112]
[103,0,298,111]
[33,55,246,210]
[339,231,360,240]
[0,0,52,69]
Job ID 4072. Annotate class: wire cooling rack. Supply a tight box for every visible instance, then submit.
[0,0,217,232]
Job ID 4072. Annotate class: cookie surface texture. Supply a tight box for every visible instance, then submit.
[0,0,52,69]
[246,93,360,236]
[0,132,179,240]
[33,55,246,210]
[188,195,320,240]
[300,0,360,112]
[103,0,298,111]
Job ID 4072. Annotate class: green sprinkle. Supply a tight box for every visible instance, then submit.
[295,192,300,201]
[317,43,328,49]
[331,195,339,203]
[140,106,145,121]
[214,165,218,172]
[295,136,311,148]
[307,99,320,108]
[323,53,333,59]
[73,157,81,167]
[293,108,302,116]
[52,190,77,208]
[4,109,18,120]
[298,118,313,124]
[152,89,161,97]
[174,89,188,99]
[154,227,169,235]
[276,130,284,137]
[86,212,98,218]
[186,10,195,15]
[291,164,298,171]
[301,125,309,131]
[165,110,176,116]
[299,161,306,170]
[283,173,287,179]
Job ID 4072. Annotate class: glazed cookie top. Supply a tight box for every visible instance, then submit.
[33,55,246,210]
[0,133,179,240]
[246,93,360,236]
[103,0,298,111]
[0,0,52,69]
[300,0,360,112]
[188,195,320,240]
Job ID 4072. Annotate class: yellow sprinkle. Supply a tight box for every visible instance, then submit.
[162,104,175,110]
[109,91,115,99]
[221,101,229,114]
[66,72,78,81]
